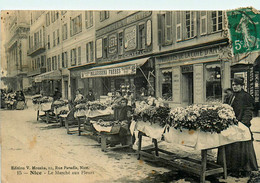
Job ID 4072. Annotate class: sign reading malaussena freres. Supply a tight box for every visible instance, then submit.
[227,7,260,55]
[81,64,137,78]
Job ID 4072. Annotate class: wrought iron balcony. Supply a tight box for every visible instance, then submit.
[27,42,46,57]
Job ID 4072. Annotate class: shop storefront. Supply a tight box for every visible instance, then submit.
[81,57,155,100]
[231,54,260,115]
[155,44,231,107]
[34,70,62,96]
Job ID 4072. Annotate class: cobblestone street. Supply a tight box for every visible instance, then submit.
[1,98,260,183]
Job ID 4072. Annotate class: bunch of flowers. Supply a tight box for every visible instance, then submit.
[53,99,69,108]
[169,103,238,133]
[75,103,87,110]
[87,101,107,111]
[39,96,53,104]
[134,97,170,127]
[32,95,43,104]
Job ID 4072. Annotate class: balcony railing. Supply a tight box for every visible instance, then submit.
[27,42,46,56]
[27,67,46,77]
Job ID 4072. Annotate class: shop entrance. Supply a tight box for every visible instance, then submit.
[182,72,194,105]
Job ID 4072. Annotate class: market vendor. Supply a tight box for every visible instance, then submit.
[118,98,132,145]
[217,77,258,177]
[86,89,95,102]
[74,89,84,104]
[111,90,123,120]
[15,90,25,110]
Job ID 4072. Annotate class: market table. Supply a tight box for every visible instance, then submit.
[36,102,56,124]
[92,122,132,152]
[133,121,251,183]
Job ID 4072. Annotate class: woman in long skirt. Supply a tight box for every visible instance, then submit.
[217,77,258,177]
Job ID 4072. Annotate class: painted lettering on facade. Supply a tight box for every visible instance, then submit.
[81,64,137,78]
[96,11,152,37]
[159,47,221,63]
[124,26,137,51]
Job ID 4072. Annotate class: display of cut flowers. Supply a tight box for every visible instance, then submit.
[39,96,53,103]
[134,97,170,127]
[87,101,107,111]
[53,99,69,108]
[169,103,238,133]
[75,103,87,110]
[32,94,42,104]
[95,120,128,127]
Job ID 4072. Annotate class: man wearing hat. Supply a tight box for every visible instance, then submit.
[218,76,258,177]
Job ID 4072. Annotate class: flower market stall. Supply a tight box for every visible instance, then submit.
[32,95,55,123]
[130,100,252,183]
[52,99,70,126]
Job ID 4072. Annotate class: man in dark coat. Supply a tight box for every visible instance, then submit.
[218,77,258,177]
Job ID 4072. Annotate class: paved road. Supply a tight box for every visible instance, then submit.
[1,99,260,183]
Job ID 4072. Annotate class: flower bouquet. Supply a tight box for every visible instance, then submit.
[134,97,170,127]
[169,103,238,133]
[87,101,107,111]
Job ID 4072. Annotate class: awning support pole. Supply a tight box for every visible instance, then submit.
[137,66,155,91]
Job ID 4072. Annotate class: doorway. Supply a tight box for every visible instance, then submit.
[182,72,194,105]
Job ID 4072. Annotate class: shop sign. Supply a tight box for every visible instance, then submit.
[124,25,137,51]
[193,64,204,104]
[172,67,181,103]
[159,46,221,63]
[108,34,118,54]
[96,38,103,58]
[96,11,152,37]
[146,20,152,46]
[181,65,193,73]
[227,8,260,55]
[81,64,137,78]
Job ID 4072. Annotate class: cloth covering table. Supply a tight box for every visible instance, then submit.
[132,121,251,183]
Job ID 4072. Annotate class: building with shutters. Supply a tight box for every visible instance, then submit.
[3,11,30,91]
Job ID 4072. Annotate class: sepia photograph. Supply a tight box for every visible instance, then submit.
[1,1,260,182]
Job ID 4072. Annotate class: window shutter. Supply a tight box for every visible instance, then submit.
[176,11,182,41]
[200,11,207,35]
[157,14,163,46]
[193,11,197,37]
[90,11,93,27]
[165,11,173,45]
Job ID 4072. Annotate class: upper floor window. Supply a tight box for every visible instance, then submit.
[70,48,77,66]
[200,11,207,35]
[53,31,56,47]
[185,11,197,39]
[85,11,93,28]
[103,37,108,58]
[138,24,145,50]
[70,14,82,36]
[118,32,124,55]
[176,11,182,41]
[47,58,51,71]
[47,35,50,49]
[62,23,68,40]
[62,52,68,68]
[86,41,94,62]
[46,12,50,26]
[78,47,81,65]
[100,11,109,22]
[212,11,223,32]
[158,11,173,46]
[57,29,60,45]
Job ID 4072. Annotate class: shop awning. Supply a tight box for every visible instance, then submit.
[81,57,149,78]
[34,70,62,82]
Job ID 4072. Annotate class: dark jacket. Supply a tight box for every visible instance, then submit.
[86,94,95,102]
[118,105,132,121]
[229,89,255,127]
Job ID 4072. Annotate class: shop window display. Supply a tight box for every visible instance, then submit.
[162,71,172,101]
[205,63,222,102]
